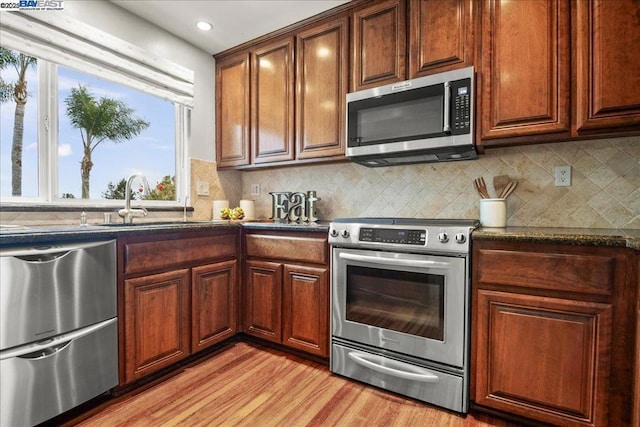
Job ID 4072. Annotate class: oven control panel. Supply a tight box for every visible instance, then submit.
[329,219,476,254]
[359,228,426,245]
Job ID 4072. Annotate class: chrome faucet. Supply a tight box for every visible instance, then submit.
[183,196,190,222]
[118,173,151,224]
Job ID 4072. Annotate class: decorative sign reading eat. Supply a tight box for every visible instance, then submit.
[269,191,320,222]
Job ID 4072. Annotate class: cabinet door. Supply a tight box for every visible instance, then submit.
[408,0,474,78]
[124,269,191,383]
[282,264,329,357]
[192,260,238,352]
[216,52,250,167]
[244,260,282,343]
[296,15,348,160]
[251,37,295,164]
[352,0,406,91]
[479,0,570,143]
[573,0,640,133]
[635,255,640,427]
[475,289,612,427]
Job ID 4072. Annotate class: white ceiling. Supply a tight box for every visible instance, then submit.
[110,0,350,55]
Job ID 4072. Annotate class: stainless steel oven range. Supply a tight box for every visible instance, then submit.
[329,218,477,413]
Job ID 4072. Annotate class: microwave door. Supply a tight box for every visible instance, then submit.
[347,83,447,148]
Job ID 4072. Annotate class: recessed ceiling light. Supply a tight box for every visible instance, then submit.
[196,20,213,32]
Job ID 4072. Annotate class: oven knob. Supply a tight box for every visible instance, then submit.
[340,229,350,238]
[437,232,449,243]
[330,229,339,237]
[455,233,467,244]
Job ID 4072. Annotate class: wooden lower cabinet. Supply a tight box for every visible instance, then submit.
[124,269,191,383]
[243,230,330,358]
[244,260,283,343]
[635,255,640,427]
[473,240,636,427]
[119,230,239,386]
[475,289,612,426]
[192,260,238,352]
[282,264,328,356]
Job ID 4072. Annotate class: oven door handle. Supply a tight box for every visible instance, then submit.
[339,252,450,269]
[347,351,440,383]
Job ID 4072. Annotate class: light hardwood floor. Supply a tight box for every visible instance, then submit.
[77,342,518,427]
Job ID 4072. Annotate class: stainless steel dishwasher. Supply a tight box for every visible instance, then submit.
[0,240,118,426]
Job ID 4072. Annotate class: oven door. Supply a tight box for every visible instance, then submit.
[332,247,467,368]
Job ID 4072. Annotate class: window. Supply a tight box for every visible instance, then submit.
[0,12,194,206]
[57,66,178,201]
[0,47,39,199]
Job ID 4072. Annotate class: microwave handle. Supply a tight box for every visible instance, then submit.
[443,81,451,133]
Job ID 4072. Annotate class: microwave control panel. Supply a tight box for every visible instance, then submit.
[451,78,471,135]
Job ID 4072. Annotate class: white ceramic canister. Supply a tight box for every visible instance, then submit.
[479,198,507,227]
[239,199,255,220]
[213,200,229,220]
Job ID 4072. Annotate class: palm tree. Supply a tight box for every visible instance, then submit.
[0,47,37,196]
[65,85,149,198]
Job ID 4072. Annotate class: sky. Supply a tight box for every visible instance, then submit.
[0,62,176,200]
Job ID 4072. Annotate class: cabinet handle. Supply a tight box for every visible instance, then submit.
[347,351,440,383]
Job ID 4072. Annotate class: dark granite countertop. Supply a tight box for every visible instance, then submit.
[3,220,637,250]
[241,220,330,232]
[0,220,329,247]
[473,226,640,251]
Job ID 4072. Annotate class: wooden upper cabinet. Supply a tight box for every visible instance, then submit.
[351,0,406,91]
[251,37,295,164]
[573,0,640,134]
[409,0,475,78]
[296,15,349,160]
[216,52,250,167]
[479,0,570,143]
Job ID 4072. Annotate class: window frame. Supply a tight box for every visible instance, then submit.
[1,57,190,207]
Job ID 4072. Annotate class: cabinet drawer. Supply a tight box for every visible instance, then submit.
[476,247,616,296]
[123,234,237,276]
[245,234,328,264]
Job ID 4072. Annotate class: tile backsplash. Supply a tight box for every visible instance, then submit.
[238,136,640,229]
[2,137,638,229]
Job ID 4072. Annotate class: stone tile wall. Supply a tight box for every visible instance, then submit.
[238,136,640,229]
[2,137,637,229]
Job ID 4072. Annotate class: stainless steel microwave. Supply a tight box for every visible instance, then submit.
[346,67,476,167]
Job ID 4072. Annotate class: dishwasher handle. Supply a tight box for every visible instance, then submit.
[1,240,115,261]
[0,318,117,361]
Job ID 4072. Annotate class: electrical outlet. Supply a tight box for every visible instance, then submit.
[554,166,571,187]
[196,181,209,196]
[250,184,261,196]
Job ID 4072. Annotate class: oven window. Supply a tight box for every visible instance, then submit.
[346,265,444,341]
